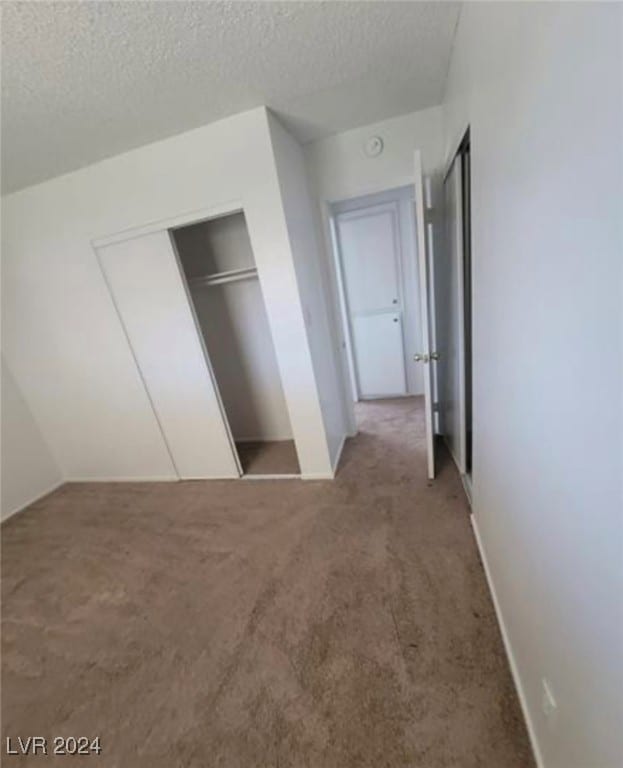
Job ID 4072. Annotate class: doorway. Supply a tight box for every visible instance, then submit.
[331,186,423,401]
[172,211,300,477]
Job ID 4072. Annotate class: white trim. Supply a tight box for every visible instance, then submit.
[332,433,348,475]
[443,434,463,478]
[91,199,244,248]
[322,179,417,435]
[1,480,65,523]
[470,514,545,768]
[443,123,470,182]
[235,436,295,444]
[326,175,415,206]
[241,474,301,481]
[331,187,422,401]
[333,199,409,399]
[461,472,473,508]
[178,476,239,481]
[301,472,335,480]
[64,476,179,482]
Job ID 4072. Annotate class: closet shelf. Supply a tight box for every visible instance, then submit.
[190,266,258,288]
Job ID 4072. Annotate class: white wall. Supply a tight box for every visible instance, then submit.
[2,107,335,481]
[444,4,623,767]
[1,356,62,520]
[267,113,349,467]
[305,106,444,203]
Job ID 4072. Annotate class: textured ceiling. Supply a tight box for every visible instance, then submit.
[1,1,460,193]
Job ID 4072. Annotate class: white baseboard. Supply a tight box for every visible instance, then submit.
[443,433,463,476]
[234,436,294,444]
[180,476,241,481]
[64,475,179,483]
[301,472,334,480]
[1,480,65,523]
[461,473,473,507]
[241,474,301,481]
[470,514,545,768]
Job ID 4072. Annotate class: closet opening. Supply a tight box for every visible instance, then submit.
[172,211,300,478]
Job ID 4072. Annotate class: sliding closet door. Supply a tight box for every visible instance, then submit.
[440,159,466,474]
[98,231,240,479]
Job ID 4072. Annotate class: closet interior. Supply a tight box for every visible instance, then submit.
[172,212,300,477]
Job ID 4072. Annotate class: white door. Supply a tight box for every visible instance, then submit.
[98,230,241,479]
[413,150,437,479]
[335,202,408,398]
[440,157,467,474]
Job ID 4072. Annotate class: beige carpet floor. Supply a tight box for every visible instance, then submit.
[1,397,534,767]
[236,439,300,476]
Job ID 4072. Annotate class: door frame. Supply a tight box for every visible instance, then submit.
[319,176,416,435]
[329,186,423,402]
[332,199,408,400]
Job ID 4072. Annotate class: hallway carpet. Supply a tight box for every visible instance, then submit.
[1,398,534,767]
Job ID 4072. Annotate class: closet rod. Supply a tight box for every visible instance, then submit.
[190,266,258,288]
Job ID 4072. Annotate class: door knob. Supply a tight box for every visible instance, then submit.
[431,352,440,361]
[414,353,430,363]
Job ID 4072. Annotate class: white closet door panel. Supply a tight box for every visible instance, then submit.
[98,231,239,479]
[338,205,401,313]
[352,313,407,397]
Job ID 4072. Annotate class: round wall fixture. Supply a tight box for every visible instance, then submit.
[364,135,384,158]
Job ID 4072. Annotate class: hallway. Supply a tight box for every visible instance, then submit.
[1,398,533,767]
